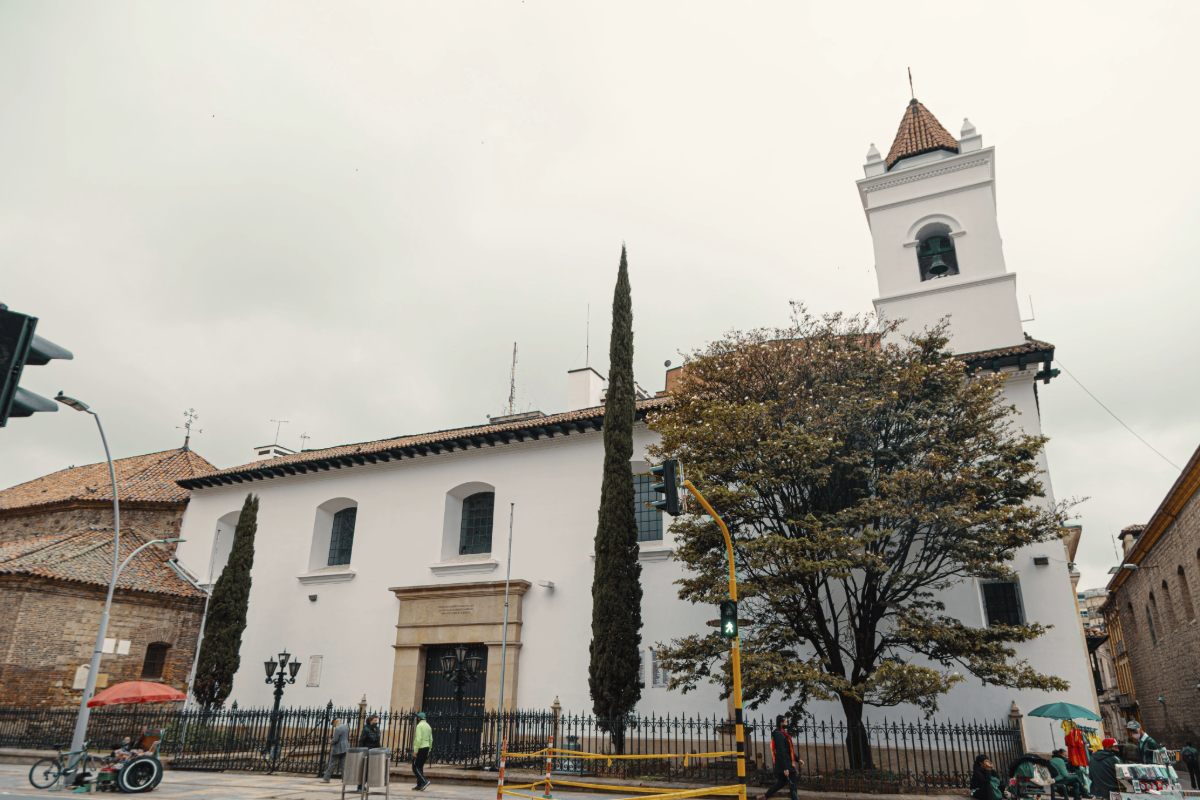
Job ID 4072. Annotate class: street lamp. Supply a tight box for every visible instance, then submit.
[57,391,188,756]
[264,650,302,760]
[441,646,483,752]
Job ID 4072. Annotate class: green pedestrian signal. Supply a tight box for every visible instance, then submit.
[719,600,737,640]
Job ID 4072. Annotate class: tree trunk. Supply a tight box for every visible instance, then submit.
[840,696,874,772]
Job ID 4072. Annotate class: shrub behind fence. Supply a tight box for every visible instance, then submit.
[0,705,1020,792]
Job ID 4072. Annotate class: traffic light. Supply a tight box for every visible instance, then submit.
[718,600,738,640]
[0,304,73,427]
[649,459,681,516]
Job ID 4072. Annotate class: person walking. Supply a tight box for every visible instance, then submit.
[412,711,432,791]
[1181,741,1199,789]
[970,755,1003,800]
[1088,737,1124,800]
[1049,748,1084,800]
[1127,721,1163,764]
[322,718,350,782]
[756,715,804,800]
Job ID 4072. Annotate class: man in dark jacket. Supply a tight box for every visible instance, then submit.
[322,718,350,782]
[355,716,382,791]
[1181,741,1199,789]
[757,715,804,800]
[1089,737,1123,800]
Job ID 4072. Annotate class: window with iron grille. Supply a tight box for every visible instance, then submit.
[459,492,495,554]
[141,643,170,680]
[634,474,663,542]
[327,507,357,566]
[982,580,1024,626]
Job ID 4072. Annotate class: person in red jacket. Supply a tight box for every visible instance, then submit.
[758,715,804,800]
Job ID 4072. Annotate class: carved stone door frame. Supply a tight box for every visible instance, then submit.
[388,580,531,712]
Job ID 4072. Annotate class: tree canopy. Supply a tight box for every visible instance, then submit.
[648,308,1071,729]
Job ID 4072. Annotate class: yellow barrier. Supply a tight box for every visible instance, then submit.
[502,748,740,768]
[502,784,744,800]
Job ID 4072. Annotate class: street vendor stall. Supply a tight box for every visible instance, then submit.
[85,681,186,793]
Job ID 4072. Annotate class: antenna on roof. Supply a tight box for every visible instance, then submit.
[270,419,289,446]
[177,409,202,451]
[507,343,518,416]
[586,304,590,368]
[299,431,311,451]
[908,67,914,100]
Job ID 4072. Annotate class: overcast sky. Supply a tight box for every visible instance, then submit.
[2,1,1197,592]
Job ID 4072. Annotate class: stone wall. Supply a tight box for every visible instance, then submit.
[1117,486,1200,745]
[0,576,204,708]
[0,502,186,550]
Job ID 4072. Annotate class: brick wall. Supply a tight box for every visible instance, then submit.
[0,576,204,708]
[0,502,186,551]
[1115,487,1200,745]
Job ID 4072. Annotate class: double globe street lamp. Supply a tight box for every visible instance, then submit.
[263,650,302,759]
[440,647,483,752]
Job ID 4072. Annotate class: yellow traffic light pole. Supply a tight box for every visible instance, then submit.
[682,479,746,797]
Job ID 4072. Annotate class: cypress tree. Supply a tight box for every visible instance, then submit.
[192,493,259,709]
[588,245,643,734]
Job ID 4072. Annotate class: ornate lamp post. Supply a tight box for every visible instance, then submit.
[440,646,483,749]
[263,650,302,759]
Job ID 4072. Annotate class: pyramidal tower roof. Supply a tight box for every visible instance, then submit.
[885,99,959,169]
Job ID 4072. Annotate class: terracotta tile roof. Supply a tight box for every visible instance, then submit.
[0,528,206,598]
[956,335,1055,365]
[0,448,216,513]
[885,99,960,169]
[181,398,670,489]
[1118,524,1145,540]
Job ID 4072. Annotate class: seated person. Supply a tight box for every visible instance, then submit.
[971,754,1004,800]
[1050,749,1084,800]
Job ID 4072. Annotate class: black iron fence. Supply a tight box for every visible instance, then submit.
[0,704,1021,792]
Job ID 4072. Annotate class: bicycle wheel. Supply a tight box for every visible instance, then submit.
[29,757,62,789]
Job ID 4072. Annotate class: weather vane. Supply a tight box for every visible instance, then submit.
[908,67,914,99]
[299,431,311,451]
[178,409,202,450]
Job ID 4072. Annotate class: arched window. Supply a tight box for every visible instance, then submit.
[1125,602,1138,643]
[916,222,960,282]
[459,492,496,555]
[1178,566,1196,621]
[308,498,358,572]
[1148,594,1161,644]
[328,507,357,566]
[1161,580,1178,630]
[141,643,170,680]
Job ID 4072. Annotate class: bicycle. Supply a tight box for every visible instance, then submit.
[29,740,100,790]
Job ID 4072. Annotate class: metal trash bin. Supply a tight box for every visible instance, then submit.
[365,748,391,798]
[341,748,370,799]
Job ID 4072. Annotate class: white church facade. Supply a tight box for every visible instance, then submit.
[173,98,1096,749]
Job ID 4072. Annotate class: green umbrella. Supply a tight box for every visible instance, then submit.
[1027,702,1102,722]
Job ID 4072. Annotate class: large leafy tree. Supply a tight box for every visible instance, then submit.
[649,307,1070,763]
[192,493,259,709]
[588,245,643,731]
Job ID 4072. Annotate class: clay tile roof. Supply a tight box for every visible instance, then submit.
[182,397,671,487]
[0,448,216,513]
[955,335,1055,365]
[885,99,960,169]
[1118,525,1145,539]
[0,528,206,598]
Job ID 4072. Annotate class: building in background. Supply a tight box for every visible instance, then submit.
[0,449,213,707]
[1101,442,1200,745]
[1079,588,1108,632]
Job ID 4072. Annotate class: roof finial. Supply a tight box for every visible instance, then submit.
[908,67,914,101]
[177,409,201,451]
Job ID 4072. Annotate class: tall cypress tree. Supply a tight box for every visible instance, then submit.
[588,245,643,733]
[192,493,259,709]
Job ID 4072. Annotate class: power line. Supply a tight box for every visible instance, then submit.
[1055,359,1181,471]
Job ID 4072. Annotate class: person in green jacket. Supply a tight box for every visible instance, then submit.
[1050,749,1083,800]
[1089,738,1124,800]
[413,712,433,791]
[1180,741,1199,789]
[1127,721,1163,764]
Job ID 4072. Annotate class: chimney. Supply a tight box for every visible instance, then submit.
[567,367,606,412]
[252,443,296,462]
[1118,525,1144,559]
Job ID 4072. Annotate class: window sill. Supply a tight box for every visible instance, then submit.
[297,567,357,585]
[430,556,499,576]
[589,547,673,563]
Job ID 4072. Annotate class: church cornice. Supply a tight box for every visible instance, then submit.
[858,150,993,194]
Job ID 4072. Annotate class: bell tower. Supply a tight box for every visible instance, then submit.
[856,99,1024,355]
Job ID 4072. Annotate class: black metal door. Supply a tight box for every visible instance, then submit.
[421,645,488,760]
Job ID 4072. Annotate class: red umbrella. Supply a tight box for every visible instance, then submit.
[87,681,187,707]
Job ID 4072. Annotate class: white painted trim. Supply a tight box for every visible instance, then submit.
[589,547,674,563]
[865,180,994,214]
[856,149,993,192]
[297,569,357,585]
[873,272,1016,305]
[429,559,500,576]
